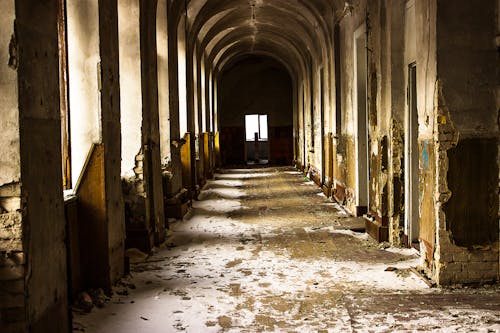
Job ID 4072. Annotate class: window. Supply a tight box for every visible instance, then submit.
[245,114,268,141]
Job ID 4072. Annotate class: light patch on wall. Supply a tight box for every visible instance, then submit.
[67,0,101,185]
[118,0,142,176]
[201,57,207,132]
[157,0,170,163]
[0,1,20,186]
[178,18,188,135]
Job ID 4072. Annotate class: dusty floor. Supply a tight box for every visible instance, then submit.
[74,167,500,333]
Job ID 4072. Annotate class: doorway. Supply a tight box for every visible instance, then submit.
[403,0,419,247]
[245,114,269,164]
[404,63,419,245]
[354,24,368,214]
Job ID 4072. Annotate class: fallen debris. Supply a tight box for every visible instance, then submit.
[74,292,93,313]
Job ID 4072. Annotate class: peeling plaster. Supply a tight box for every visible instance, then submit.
[8,29,17,70]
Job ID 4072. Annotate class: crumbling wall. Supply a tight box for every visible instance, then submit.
[119,0,165,249]
[335,0,392,222]
[389,120,405,245]
[1,2,69,331]
[386,0,406,246]
[431,0,499,284]
[365,0,391,236]
[0,0,19,188]
[0,184,24,333]
[122,150,154,252]
[336,1,367,214]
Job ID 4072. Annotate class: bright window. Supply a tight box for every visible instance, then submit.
[259,115,268,140]
[245,114,268,141]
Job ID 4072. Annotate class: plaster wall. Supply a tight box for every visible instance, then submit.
[336,1,368,213]
[67,0,101,186]
[119,0,142,176]
[178,18,188,136]
[0,5,24,332]
[0,0,19,187]
[433,0,499,284]
[201,57,207,132]
[311,66,323,177]
[157,0,171,164]
[345,0,499,285]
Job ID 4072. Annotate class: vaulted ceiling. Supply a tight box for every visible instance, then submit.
[170,0,345,79]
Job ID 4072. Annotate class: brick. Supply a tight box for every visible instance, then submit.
[439,252,453,262]
[0,212,22,228]
[0,265,24,281]
[451,251,469,262]
[443,262,462,273]
[469,250,498,263]
[0,212,23,243]
[437,270,454,285]
[0,239,23,252]
[465,261,497,272]
[466,270,488,281]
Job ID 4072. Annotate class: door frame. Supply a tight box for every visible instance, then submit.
[353,23,369,214]
[404,62,419,245]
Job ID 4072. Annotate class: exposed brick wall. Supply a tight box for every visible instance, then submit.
[438,231,499,284]
[0,213,22,252]
[0,184,26,332]
[431,81,499,285]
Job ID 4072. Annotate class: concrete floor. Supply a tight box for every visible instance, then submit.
[74,167,500,333]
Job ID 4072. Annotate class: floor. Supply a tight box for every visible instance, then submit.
[73,167,500,333]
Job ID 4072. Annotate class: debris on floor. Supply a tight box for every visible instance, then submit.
[73,167,500,333]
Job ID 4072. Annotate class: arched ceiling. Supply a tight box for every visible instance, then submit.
[171,0,345,80]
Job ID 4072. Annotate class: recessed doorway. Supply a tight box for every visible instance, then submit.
[354,24,369,215]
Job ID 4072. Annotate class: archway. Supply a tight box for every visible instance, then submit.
[218,55,294,166]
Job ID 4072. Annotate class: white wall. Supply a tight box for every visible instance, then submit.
[178,17,188,136]
[67,0,101,186]
[0,0,20,186]
[118,0,143,176]
[201,56,207,132]
[157,0,170,164]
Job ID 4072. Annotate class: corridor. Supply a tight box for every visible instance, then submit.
[1,1,499,331]
[74,168,500,333]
